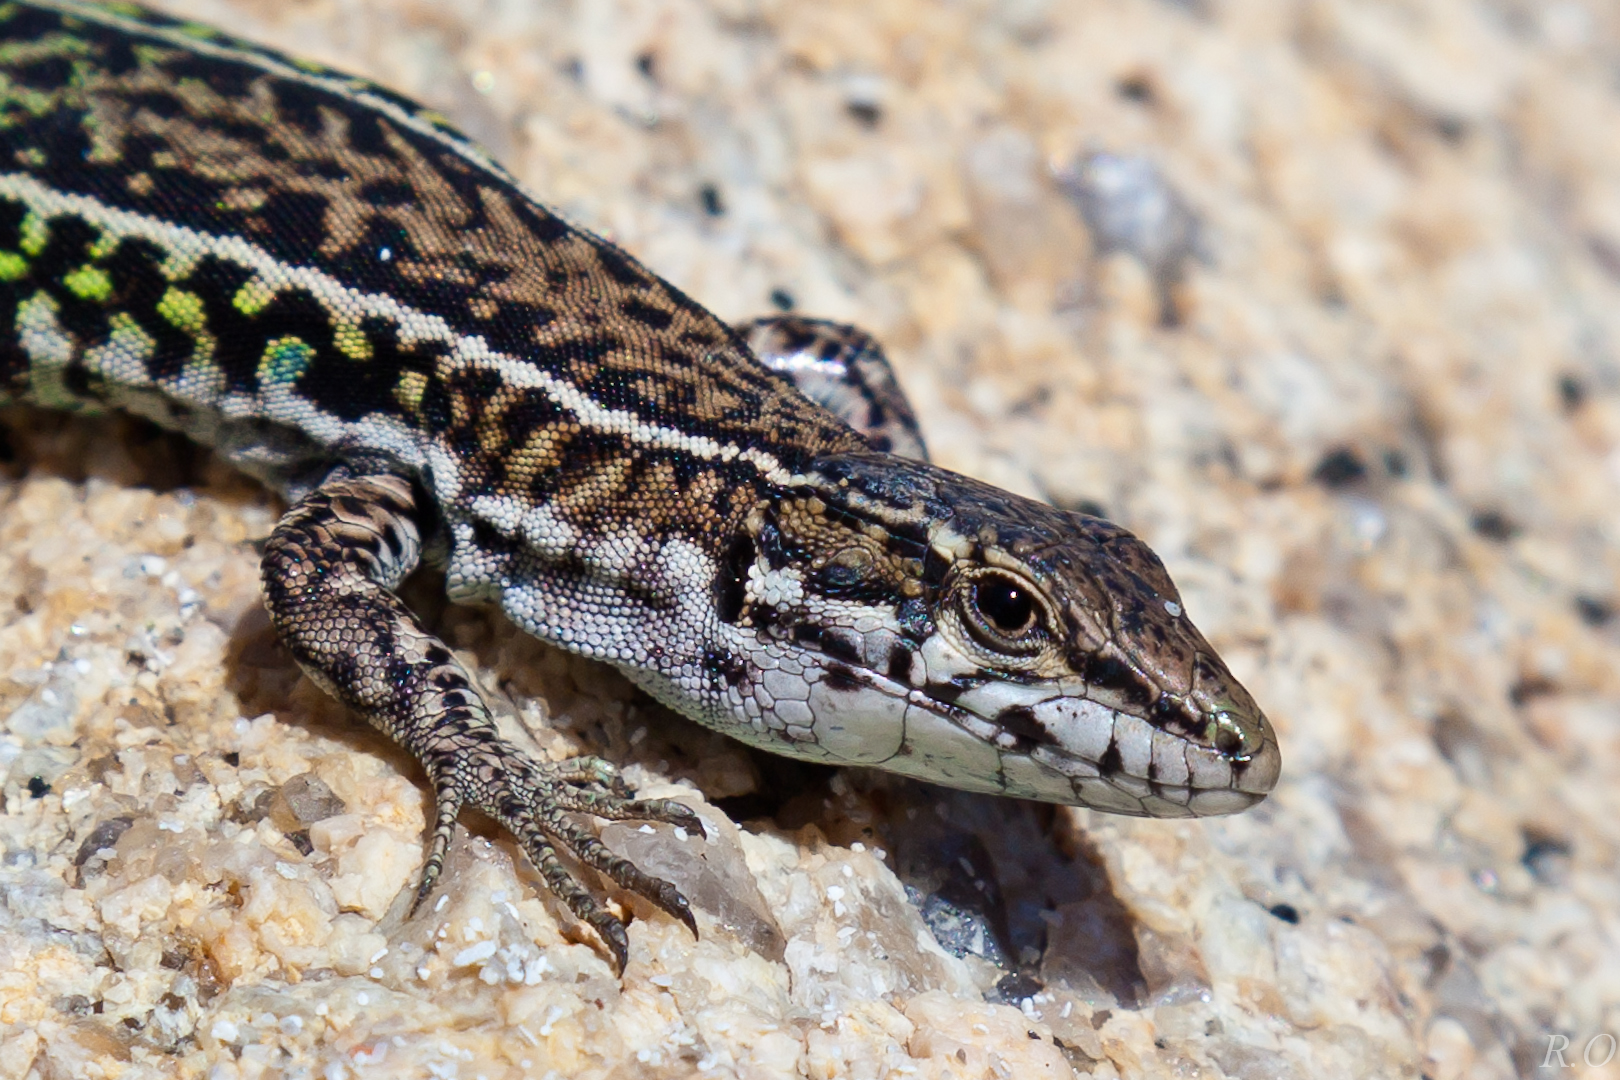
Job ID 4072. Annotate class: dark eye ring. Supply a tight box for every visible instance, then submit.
[968,574,1042,640]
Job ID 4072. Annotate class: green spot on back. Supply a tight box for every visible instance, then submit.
[0,79,61,129]
[157,288,205,333]
[132,44,169,68]
[0,32,92,67]
[395,370,428,415]
[18,212,46,256]
[259,337,313,387]
[0,250,28,281]
[232,278,275,316]
[334,323,372,362]
[63,264,111,302]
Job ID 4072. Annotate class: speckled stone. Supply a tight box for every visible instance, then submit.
[3,1,1619,1077]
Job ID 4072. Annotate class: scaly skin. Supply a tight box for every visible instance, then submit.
[0,0,1279,971]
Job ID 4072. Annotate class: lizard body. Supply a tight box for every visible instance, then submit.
[0,0,1279,971]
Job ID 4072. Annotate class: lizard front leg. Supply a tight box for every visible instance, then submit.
[260,470,701,973]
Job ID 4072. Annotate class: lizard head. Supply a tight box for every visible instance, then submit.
[705,451,1279,817]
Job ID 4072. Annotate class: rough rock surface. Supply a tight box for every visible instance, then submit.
[3,1,1618,1077]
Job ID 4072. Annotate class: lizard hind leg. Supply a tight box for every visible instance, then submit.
[260,470,699,973]
[739,315,930,461]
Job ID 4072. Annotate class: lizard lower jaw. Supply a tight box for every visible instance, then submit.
[847,670,1281,816]
[1029,741,1276,817]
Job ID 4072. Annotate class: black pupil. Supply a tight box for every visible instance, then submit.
[976,578,1034,633]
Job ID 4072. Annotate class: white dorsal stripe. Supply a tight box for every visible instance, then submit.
[0,173,792,482]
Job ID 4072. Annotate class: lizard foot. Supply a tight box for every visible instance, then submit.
[413,742,705,974]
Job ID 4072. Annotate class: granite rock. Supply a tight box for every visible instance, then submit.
[4,1,1619,1077]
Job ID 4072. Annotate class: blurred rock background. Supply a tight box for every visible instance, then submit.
[3,1,1619,1077]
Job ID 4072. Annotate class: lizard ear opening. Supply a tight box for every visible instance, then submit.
[714,533,754,624]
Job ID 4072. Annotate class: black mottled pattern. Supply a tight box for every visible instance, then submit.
[0,0,865,529]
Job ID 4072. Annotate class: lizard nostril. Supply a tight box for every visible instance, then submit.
[1209,713,1245,756]
[1207,710,1263,758]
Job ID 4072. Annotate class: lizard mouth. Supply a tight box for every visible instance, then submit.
[799,658,1278,817]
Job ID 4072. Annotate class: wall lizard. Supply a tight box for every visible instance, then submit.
[0,0,1280,972]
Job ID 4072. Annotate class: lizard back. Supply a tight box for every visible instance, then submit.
[0,0,862,546]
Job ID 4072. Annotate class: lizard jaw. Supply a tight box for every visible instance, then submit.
[623,623,1279,817]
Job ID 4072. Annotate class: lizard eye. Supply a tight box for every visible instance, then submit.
[961,571,1047,651]
[975,577,1034,633]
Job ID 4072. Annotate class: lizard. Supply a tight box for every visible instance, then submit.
[0,0,1280,973]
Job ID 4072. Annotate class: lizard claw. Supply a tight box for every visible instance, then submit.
[409,776,466,916]
[415,742,701,970]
